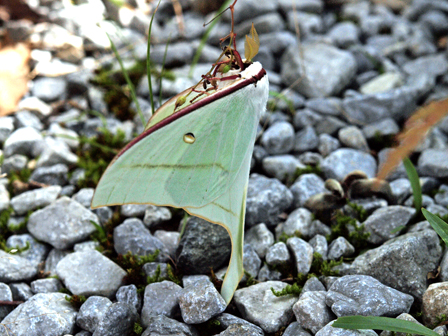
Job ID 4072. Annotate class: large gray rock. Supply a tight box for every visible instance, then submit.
[141,314,198,335]
[10,186,61,215]
[418,149,448,178]
[260,121,295,155]
[92,302,138,336]
[347,230,442,302]
[3,127,43,158]
[56,250,127,298]
[77,296,113,333]
[141,281,182,321]
[179,276,226,324]
[321,149,377,181]
[244,223,275,259]
[27,196,98,249]
[402,53,448,78]
[262,155,304,182]
[290,174,326,209]
[327,275,414,317]
[293,291,334,334]
[0,249,37,282]
[0,293,77,336]
[234,281,298,333]
[246,174,293,227]
[362,206,416,244]
[287,237,313,275]
[281,43,357,98]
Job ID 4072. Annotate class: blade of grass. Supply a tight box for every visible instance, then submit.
[147,0,162,119]
[107,34,145,127]
[269,91,295,115]
[333,316,439,336]
[159,34,171,107]
[403,157,422,212]
[188,0,234,78]
[422,208,448,247]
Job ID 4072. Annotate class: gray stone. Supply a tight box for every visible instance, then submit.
[290,174,326,209]
[30,164,68,185]
[281,43,357,98]
[73,240,100,252]
[27,196,98,249]
[293,291,334,334]
[243,244,262,280]
[362,206,416,244]
[283,322,312,336]
[257,264,282,282]
[315,320,377,336]
[44,248,70,276]
[93,302,138,336]
[215,313,264,335]
[3,127,43,158]
[143,205,172,228]
[427,203,448,217]
[236,13,285,36]
[77,296,113,333]
[378,313,431,336]
[176,216,230,274]
[305,97,342,117]
[120,204,148,217]
[36,136,78,167]
[234,281,298,333]
[72,188,94,208]
[341,88,417,124]
[422,282,448,327]
[246,174,293,227]
[362,118,400,140]
[321,149,377,181]
[389,178,412,204]
[278,0,323,13]
[1,294,76,335]
[30,278,62,293]
[15,110,43,131]
[142,262,169,279]
[17,96,52,118]
[418,149,448,178]
[0,184,9,212]
[141,314,198,335]
[144,42,194,67]
[260,121,295,155]
[114,218,168,261]
[420,9,448,34]
[348,230,442,302]
[435,185,448,206]
[294,126,319,153]
[360,72,404,95]
[244,223,275,259]
[142,281,182,320]
[327,237,355,260]
[262,155,304,182]
[0,249,37,282]
[293,108,323,129]
[280,208,330,240]
[9,282,33,301]
[31,77,67,102]
[2,154,27,174]
[265,242,291,267]
[403,53,448,78]
[56,250,126,298]
[309,234,328,260]
[315,116,347,136]
[259,31,298,57]
[6,233,50,267]
[11,185,61,215]
[299,152,323,167]
[116,284,141,313]
[0,117,14,143]
[338,126,369,152]
[327,275,414,317]
[287,237,313,275]
[301,277,326,296]
[0,282,13,320]
[286,11,323,36]
[153,230,179,258]
[318,134,340,157]
[179,276,226,324]
[328,21,360,48]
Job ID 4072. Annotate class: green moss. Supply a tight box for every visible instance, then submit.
[271,282,302,297]
[0,207,33,251]
[295,165,323,179]
[65,294,86,309]
[346,201,368,222]
[277,230,302,244]
[76,128,127,189]
[133,322,144,335]
[7,167,32,195]
[327,210,371,250]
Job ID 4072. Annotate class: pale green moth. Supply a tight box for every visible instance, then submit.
[91,24,269,304]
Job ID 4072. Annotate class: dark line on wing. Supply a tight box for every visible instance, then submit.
[115,67,267,160]
[128,163,229,171]
[211,201,237,217]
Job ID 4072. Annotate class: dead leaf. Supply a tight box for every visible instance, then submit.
[0,43,30,116]
[377,98,448,181]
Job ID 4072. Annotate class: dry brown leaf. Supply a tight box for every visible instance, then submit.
[377,98,448,181]
[0,43,30,116]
